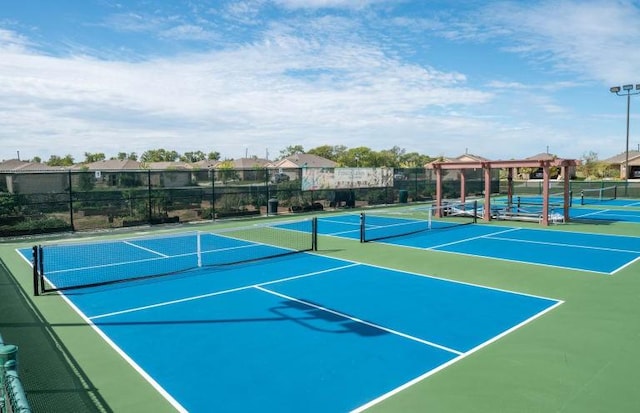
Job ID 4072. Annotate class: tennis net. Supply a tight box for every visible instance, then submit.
[360,201,477,242]
[32,218,317,294]
[580,186,617,205]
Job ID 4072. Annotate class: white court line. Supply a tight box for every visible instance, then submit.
[320,217,360,227]
[255,285,463,356]
[486,235,640,254]
[123,240,169,257]
[426,247,613,275]
[89,263,360,320]
[572,209,611,218]
[351,299,564,413]
[425,227,521,250]
[611,255,640,275]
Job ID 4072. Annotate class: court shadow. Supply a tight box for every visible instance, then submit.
[270,299,388,337]
[0,259,113,412]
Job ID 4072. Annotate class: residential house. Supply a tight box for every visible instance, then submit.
[269,154,338,181]
[522,153,578,179]
[0,160,66,194]
[229,157,271,181]
[601,150,640,179]
[74,159,145,188]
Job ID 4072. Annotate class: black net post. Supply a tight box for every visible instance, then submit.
[359,213,365,243]
[32,246,39,296]
[473,200,478,223]
[312,217,318,251]
[38,246,45,294]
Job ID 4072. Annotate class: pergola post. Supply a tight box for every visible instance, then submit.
[541,161,550,226]
[435,165,442,217]
[483,163,492,221]
[459,171,466,204]
[562,164,571,222]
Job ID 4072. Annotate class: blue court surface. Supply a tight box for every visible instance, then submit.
[318,214,640,274]
[570,206,640,223]
[18,238,560,413]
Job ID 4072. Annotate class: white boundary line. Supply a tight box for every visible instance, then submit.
[486,235,640,254]
[56,285,189,412]
[123,240,169,257]
[351,299,565,413]
[89,263,359,320]
[16,244,568,412]
[255,285,463,356]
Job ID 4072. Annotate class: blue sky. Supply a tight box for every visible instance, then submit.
[1,0,639,163]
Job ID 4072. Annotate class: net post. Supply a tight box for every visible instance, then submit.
[196,231,202,267]
[428,207,432,230]
[614,185,618,200]
[32,246,39,296]
[359,213,365,243]
[473,200,478,223]
[38,245,45,294]
[311,217,318,251]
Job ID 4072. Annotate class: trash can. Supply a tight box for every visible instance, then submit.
[268,198,279,215]
[399,190,409,203]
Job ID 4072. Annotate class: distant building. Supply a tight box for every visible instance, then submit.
[601,151,640,179]
[270,153,338,169]
[268,154,338,182]
[0,160,66,194]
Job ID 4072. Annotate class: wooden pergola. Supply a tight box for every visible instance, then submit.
[426,158,579,226]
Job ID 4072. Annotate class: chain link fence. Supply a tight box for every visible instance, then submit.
[0,167,501,236]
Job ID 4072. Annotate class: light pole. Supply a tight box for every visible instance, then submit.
[610,84,640,194]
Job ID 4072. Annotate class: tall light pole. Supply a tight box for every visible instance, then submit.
[610,84,640,194]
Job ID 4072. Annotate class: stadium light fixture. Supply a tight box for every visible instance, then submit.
[610,83,640,194]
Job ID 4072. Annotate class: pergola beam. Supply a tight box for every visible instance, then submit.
[427,158,579,225]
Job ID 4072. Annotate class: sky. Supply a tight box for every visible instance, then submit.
[1,0,640,163]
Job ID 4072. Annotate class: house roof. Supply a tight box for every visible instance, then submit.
[425,153,489,167]
[230,157,271,169]
[192,159,220,169]
[76,159,143,171]
[601,150,640,164]
[0,159,65,172]
[270,154,338,168]
[144,161,193,170]
[525,152,557,161]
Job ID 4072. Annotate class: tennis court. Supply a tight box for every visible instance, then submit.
[570,206,640,223]
[319,211,640,274]
[15,223,560,412]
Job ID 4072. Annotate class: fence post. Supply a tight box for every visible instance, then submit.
[68,170,75,231]
[147,169,152,224]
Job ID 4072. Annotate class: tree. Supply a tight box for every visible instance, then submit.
[84,152,106,163]
[216,160,239,183]
[77,166,95,192]
[378,146,406,168]
[140,149,179,162]
[115,152,138,161]
[180,151,207,162]
[399,152,432,168]
[31,156,42,163]
[47,154,74,166]
[307,145,346,161]
[207,151,221,161]
[278,145,305,160]
[337,147,374,167]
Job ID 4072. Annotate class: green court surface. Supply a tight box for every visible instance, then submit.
[1,211,640,412]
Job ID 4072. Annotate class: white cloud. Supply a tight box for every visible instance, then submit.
[484,1,640,82]
[0,25,496,161]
